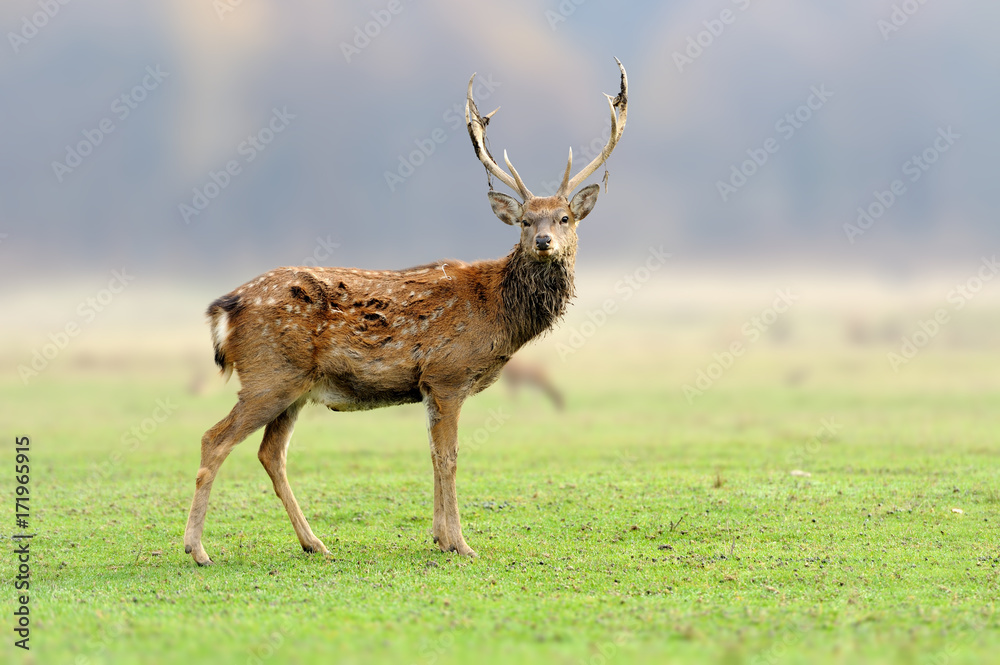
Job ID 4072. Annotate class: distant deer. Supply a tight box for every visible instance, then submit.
[183,59,628,564]
[502,358,565,411]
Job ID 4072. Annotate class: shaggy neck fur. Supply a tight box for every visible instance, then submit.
[498,243,576,349]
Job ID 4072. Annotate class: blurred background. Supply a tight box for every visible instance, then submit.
[1,0,998,394]
[4,6,998,660]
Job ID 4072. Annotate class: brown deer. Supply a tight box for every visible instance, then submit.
[182,59,628,564]
[502,358,565,411]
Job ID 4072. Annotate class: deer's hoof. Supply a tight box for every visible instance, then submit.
[301,539,329,555]
[440,539,476,557]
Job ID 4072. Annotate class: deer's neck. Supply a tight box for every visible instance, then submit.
[499,245,576,349]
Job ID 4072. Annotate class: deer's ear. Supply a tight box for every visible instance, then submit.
[488,192,523,226]
[569,184,600,222]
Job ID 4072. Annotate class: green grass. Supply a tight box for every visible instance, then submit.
[3,333,1000,664]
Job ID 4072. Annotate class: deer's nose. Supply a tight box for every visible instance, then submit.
[535,235,552,250]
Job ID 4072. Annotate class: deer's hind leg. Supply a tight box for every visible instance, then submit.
[258,400,328,555]
[183,382,308,566]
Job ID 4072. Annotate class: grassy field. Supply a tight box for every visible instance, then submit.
[4,295,1000,664]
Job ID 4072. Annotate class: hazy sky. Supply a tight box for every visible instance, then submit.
[1,0,996,287]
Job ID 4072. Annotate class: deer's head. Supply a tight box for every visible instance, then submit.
[466,59,628,263]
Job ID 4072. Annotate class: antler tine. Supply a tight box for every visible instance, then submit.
[558,147,573,197]
[503,150,533,200]
[465,74,532,200]
[559,57,629,198]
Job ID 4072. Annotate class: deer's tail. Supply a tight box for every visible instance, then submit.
[207,293,242,383]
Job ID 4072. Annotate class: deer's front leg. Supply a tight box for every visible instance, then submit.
[431,461,446,547]
[425,394,476,557]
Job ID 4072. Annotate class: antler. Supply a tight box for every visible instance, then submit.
[557,58,628,198]
[466,74,533,201]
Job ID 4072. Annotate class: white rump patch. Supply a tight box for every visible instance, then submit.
[211,312,230,353]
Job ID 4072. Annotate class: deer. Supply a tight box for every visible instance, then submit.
[502,359,565,411]
[182,59,628,565]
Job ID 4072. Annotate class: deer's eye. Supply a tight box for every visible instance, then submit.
[520,220,530,227]
[561,216,570,224]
